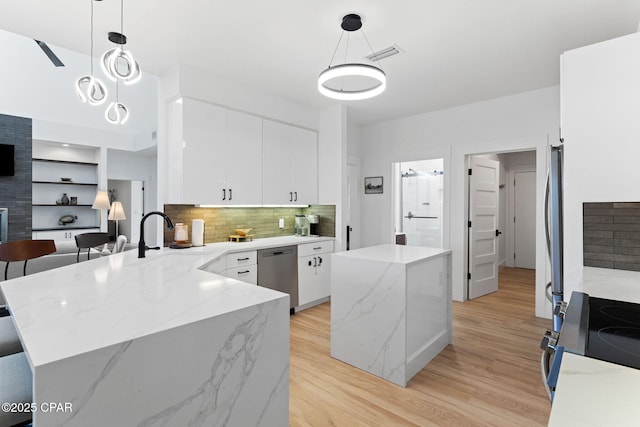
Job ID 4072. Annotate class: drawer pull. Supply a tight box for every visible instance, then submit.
[237,257,250,261]
[238,270,250,275]
[313,247,322,250]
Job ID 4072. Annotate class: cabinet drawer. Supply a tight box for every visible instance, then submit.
[224,265,257,285]
[225,250,257,269]
[298,240,334,257]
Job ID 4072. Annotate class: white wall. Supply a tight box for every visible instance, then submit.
[360,86,559,317]
[561,32,640,297]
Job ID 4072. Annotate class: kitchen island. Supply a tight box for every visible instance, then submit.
[0,236,330,426]
[331,244,452,387]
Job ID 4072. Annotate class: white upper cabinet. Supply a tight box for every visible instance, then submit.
[182,98,226,205]
[181,100,262,205]
[225,110,263,204]
[262,120,318,205]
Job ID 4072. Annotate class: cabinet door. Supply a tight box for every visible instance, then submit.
[315,253,331,300]
[262,120,294,204]
[291,127,318,205]
[182,99,227,204]
[226,111,263,204]
[297,255,317,306]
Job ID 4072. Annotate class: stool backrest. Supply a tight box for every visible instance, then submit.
[0,240,56,262]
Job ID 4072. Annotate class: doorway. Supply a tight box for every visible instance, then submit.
[394,159,444,248]
[107,179,144,243]
[467,151,536,299]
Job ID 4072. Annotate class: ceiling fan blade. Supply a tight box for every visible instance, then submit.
[34,39,64,67]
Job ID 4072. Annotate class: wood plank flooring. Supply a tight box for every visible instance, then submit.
[290,267,552,426]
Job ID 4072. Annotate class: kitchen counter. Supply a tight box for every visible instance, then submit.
[0,235,330,426]
[331,244,452,387]
[548,266,640,426]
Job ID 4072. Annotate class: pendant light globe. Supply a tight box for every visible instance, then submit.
[76,75,108,105]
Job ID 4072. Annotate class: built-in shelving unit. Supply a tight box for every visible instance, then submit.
[31,148,102,241]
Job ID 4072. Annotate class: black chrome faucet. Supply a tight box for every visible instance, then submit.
[138,211,174,258]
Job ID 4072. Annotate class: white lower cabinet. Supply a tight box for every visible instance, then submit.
[223,250,258,285]
[297,241,334,307]
[33,228,99,242]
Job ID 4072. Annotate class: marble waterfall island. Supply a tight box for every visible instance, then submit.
[1,246,290,426]
[331,244,452,387]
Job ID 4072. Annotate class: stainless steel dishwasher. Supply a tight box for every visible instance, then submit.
[257,246,298,312]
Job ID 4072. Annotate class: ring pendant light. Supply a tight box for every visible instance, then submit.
[318,14,386,101]
[75,0,108,106]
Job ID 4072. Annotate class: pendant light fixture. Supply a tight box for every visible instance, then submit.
[318,14,386,101]
[75,0,108,106]
[101,0,141,85]
[105,81,129,124]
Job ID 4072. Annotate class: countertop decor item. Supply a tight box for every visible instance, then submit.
[318,14,386,101]
[174,223,189,244]
[234,228,252,236]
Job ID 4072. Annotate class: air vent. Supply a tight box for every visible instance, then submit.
[365,44,403,62]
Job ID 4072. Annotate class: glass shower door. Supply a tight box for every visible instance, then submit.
[399,159,444,248]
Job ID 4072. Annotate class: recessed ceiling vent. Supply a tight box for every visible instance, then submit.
[365,44,403,62]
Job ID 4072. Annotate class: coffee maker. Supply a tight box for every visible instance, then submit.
[295,214,309,236]
[307,215,319,236]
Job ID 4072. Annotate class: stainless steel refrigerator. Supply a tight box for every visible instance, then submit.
[546,144,564,332]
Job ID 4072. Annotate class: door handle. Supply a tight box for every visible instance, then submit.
[313,256,317,267]
[222,189,226,201]
[228,188,232,201]
[496,229,502,237]
[317,256,322,266]
[294,191,298,202]
[289,192,293,202]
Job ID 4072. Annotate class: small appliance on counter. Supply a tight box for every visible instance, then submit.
[306,214,319,236]
[295,214,309,236]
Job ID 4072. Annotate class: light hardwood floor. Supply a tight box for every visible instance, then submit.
[290,267,552,426]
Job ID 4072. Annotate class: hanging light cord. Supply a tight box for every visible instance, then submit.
[361,29,384,71]
[120,0,124,44]
[90,0,94,74]
[327,31,345,68]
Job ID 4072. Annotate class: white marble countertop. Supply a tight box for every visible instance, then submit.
[0,235,333,368]
[549,266,640,426]
[549,353,640,426]
[334,244,451,265]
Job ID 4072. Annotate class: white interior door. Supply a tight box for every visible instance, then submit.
[514,170,536,269]
[468,157,500,299]
[130,180,144,244]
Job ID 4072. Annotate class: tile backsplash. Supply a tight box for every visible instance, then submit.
[583,202,640,271]
[163,204,335,245]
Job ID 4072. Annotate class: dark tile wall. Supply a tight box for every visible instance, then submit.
[0,114,32,241]
[583,202,640,271]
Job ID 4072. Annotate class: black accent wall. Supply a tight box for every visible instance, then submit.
[0,113,32,241]
[583,202,640,271]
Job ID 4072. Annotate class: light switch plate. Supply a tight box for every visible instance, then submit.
[279,218,284,228]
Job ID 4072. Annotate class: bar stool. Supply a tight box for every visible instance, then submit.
[0,352,33,426]
[74,232,110,262]
[0,239,57,281]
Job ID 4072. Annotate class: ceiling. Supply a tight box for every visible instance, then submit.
[1,0,640,125]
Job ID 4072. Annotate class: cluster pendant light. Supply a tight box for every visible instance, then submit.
[75,0,108,106]
[318,14,386,101]
[76,0,140,125]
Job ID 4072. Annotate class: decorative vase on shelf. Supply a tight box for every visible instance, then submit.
[61,193,70,205]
